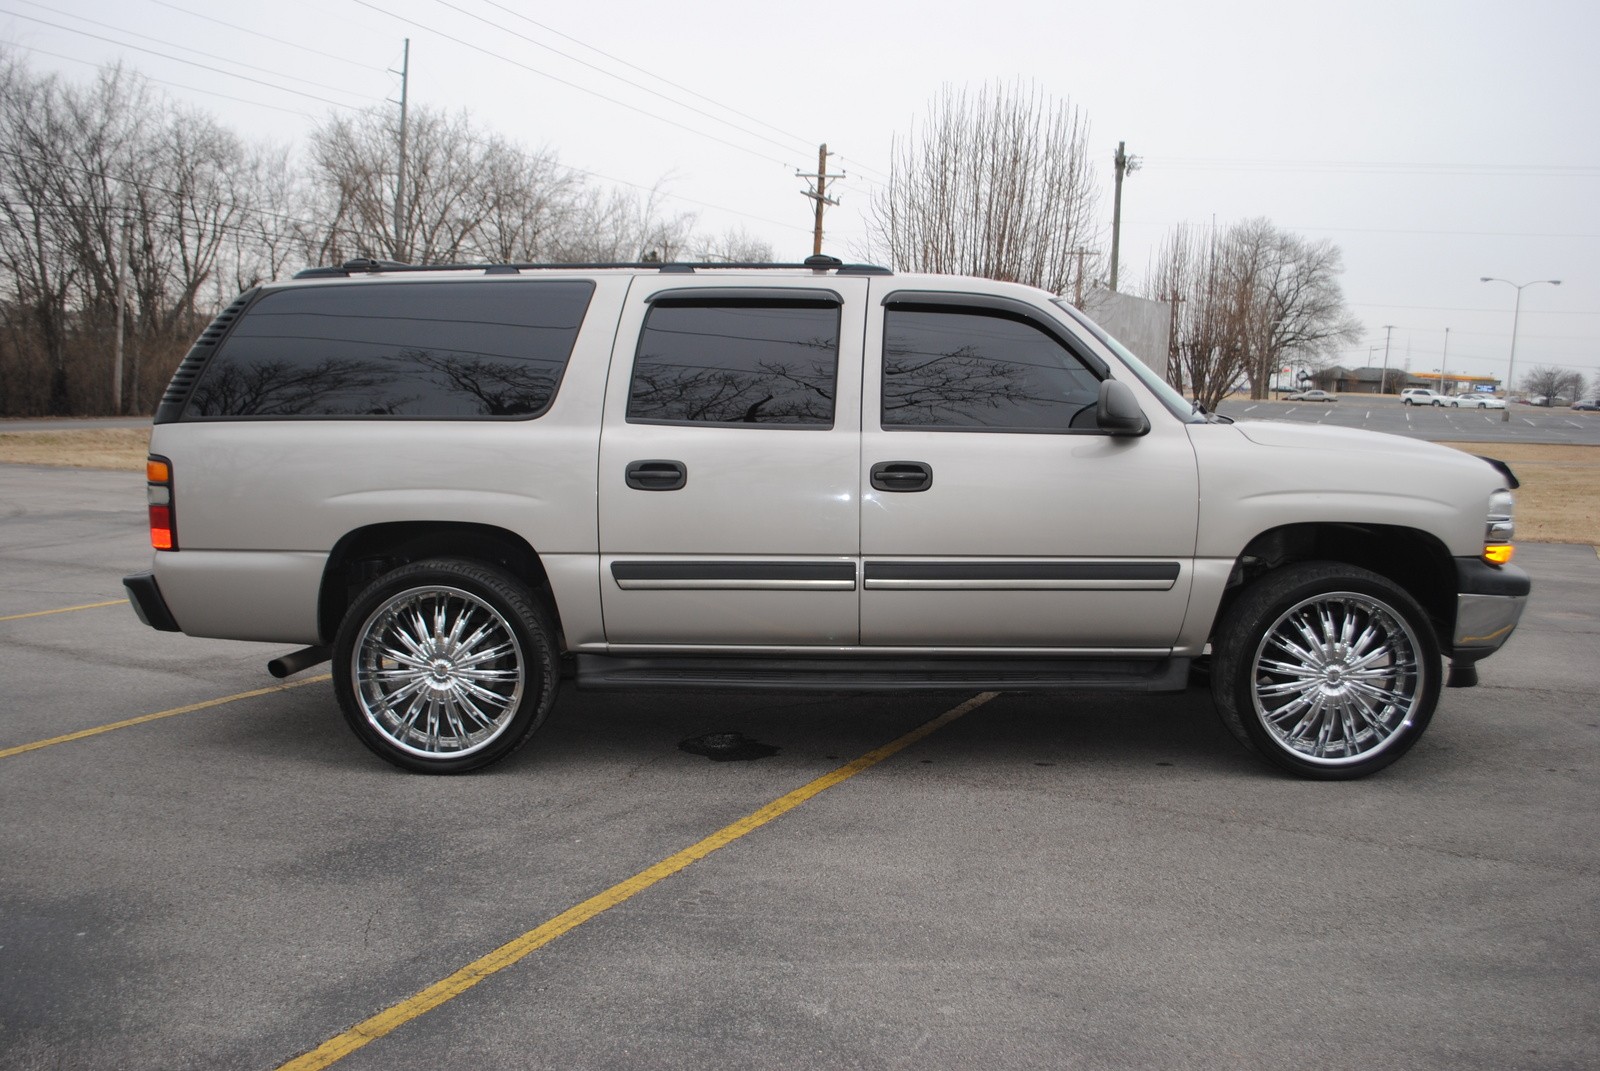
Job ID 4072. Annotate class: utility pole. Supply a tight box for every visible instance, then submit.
[797,144,841,256]
[1110,141,1139,291]
[1380,324,1395,395]
[393,38,410,263]
[112,215,129,414]
[1066,248,1093,306]
[1439,327,1450,393]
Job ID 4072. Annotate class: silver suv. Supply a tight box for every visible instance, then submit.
[1401,389,1446,406]
[124,258,1530,779]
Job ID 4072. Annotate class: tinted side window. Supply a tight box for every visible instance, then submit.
[628,300,839,427]
[183,280,594,419]
[883,307,1101,431]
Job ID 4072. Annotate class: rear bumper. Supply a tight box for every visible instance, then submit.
[123,571,181,632]
[1451,558,1530,657]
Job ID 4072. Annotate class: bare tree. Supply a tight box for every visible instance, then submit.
[1519,365,1585,406]
[693,226,775,263]
[1141,219,1361,410]
[867,81,1100,294]
[1227,219,1363,400]
[547,181,696,263]
[0,57,153,413]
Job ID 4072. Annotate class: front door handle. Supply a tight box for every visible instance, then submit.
[871,461,932,493]
[625,459,687,491]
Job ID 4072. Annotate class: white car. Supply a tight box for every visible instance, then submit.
[1401,389,1446,406]
[1450,393,1506,409]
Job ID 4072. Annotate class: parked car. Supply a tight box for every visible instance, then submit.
[1571,398,1600,412]
[1401,389,1446,406]
[1285,389,1336,402]
[123,256,1529,781]
[1450,393,1506,410]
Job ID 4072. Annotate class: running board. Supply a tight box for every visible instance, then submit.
[575,654,1191,693]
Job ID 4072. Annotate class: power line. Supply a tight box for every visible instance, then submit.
[142,0,390,73]
[431,0,816,162]
[1149,157,1600,178]
[1352,301,1599,317]
[0,6,368,109]
[9,0,374,101]
[348,0,799,171]
[0,41,321,119]
[1120,218,1600,240]
[472,0,825,159]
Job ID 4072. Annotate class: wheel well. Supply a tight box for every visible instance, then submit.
[318,522,551,642]
[1217,524,1456,645]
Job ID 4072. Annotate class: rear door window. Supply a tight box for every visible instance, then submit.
[627,297,841,427]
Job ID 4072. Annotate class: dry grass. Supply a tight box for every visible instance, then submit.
[1437,442,1600,546]
[0,427,151,471]
[2,428,1596,546]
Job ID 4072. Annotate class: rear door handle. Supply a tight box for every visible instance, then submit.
[870,461,932,493]
[625,459,687,491]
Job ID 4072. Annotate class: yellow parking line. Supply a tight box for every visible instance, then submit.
[0,598,128,623]
[0,675,332,760]
[277,691,998,1071]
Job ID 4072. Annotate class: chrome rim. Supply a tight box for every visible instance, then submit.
[352,585,526,759]
[1250,590,1424,766]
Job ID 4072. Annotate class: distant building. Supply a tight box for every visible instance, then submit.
[1310,366,1500,396]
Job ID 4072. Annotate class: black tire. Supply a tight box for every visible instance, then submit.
[1210,562,1440,779]
[333,558,558,774]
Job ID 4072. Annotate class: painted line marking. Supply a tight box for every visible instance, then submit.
[276,691,999,1071]
[0,675,332,760]
[0,598,128,623]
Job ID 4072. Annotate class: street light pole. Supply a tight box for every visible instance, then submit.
[1438,327,1449,393]
[1480,277,1561,422]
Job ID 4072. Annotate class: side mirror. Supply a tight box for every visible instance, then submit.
[1096,379,1150,436]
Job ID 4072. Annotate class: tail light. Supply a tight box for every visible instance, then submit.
[146,455,177,550]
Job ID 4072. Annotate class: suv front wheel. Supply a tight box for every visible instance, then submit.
[1211,562,1440,779]
[333,558,558,773]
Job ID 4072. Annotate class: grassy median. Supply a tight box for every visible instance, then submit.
[2,426,1596,546]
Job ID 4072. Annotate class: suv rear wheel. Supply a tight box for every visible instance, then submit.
[1211,562,1440,779]
[333,558,558,773]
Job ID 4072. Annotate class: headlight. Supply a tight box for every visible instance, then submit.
[1484,489,1514,563]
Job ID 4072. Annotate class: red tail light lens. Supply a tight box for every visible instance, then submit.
[146,455,176,551]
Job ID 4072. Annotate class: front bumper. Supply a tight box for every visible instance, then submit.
[123,571,181,632]
[1450,558,1530,657]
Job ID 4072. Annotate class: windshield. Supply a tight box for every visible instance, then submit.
[1051,299,1202,424]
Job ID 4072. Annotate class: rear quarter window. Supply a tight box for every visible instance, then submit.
[181,280,594,419]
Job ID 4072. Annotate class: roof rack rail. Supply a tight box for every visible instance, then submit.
[293,257,893,279]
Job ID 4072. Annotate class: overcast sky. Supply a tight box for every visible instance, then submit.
[5,0,1598,388]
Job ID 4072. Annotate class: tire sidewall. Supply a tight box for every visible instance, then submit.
[333,559,557,774]
[1212,562,1441,779]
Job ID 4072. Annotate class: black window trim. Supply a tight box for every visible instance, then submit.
[646,286,844,307]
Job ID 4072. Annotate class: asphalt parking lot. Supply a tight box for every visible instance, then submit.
[1216,396,1600,446]
[2,463,1597,1071]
